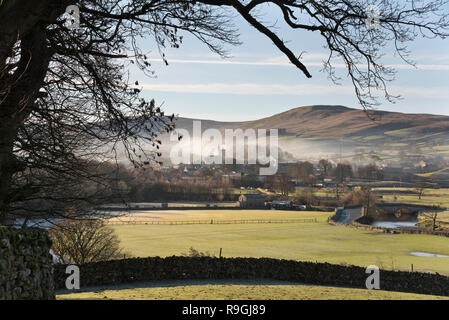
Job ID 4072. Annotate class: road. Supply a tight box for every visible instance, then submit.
[335,207,362,224]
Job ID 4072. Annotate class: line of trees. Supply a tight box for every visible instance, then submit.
[286,160,384,185]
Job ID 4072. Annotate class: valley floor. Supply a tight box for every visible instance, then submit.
[107,210,449,276]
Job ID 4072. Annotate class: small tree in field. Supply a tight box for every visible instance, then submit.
[422,211,439,231]
[415,181,428,200]
[49,219,127,264]
[181,247,215,258]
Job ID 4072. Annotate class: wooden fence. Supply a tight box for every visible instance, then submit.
[105,218,317,226]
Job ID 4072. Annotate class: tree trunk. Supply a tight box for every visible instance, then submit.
[0,135,16,224]
[0,20,55,223]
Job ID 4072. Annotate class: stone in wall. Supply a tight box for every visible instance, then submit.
[0,227,54,300]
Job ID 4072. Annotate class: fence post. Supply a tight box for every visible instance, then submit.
[219,248,222,258]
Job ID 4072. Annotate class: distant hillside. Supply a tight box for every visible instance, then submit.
[159,105,449,163]
[418,167,449,179]
[187,105,449,141]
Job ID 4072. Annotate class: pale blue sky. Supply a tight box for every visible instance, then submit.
[132,5,449,121]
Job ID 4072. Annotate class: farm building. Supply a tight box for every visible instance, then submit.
[237,194,265,208]
[267,200,292,209]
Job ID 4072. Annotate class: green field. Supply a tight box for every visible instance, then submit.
[296,187,449,206]
[418,167,449,178]
[375,187,449,195]
[56,280,449,300]
[382,194,449,207]
[375,187,449,208]
[110,210,449,276]
[107,209,327,223]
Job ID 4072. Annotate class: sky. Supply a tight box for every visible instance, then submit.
[131,4,449,122]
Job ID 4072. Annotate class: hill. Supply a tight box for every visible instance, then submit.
[119,104,449,168]
[183,105,449,142]
[162,105,449,162]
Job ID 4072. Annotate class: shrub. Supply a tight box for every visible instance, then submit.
[49,219,126,264]
[181,247,216,258]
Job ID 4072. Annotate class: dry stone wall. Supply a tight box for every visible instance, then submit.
[0,227,54,300]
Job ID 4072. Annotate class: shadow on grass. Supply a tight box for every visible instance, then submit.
[56,279,321,296]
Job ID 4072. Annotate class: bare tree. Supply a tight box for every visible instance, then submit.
[343,185,377,216]
[49,217,127,264]
[197,0,449,110]
[0,0,238,223]
[415,181,428,200]
[357,163,383,182]
[422,211,439,231]
[1,0,448,223]
[181,247,216,258]
[333,163,354,183]
[276,173,295,196]
[318,159,332,178]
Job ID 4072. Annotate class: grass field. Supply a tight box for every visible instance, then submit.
[110,210,449,276]
[106,209,328,223]
[381,195,449,207]
[418,167,449,179]
[103,202,237,209]
[56,280,449,300]
[376,187,449,208]
[295,187,449,206]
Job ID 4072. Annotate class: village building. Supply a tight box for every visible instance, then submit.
[237,194,265,208]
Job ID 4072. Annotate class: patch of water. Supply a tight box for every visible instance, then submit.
[410,252,449,258]
[11,218,62,230]
[371,221,417,228]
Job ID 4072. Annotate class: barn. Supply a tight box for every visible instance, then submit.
[237,194,265,208]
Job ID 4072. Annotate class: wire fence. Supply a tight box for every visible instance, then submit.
[105,218,318,226]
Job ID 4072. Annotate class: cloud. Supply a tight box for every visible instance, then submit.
[140,82,354,96]
[149,57,293,67]
[390,85,449,98]
[391,64,449,71]
[140,81,449,99]
[178,112,259,122]
[149,56,449,71]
